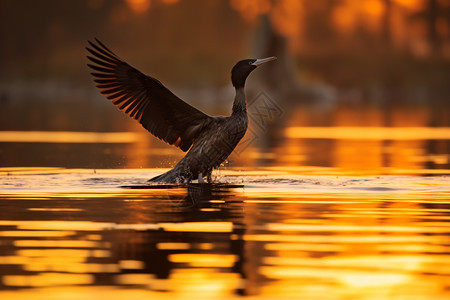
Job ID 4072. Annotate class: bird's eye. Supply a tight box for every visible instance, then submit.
[248,61,253,65]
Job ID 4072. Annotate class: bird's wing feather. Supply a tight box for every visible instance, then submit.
[86,39,212,152]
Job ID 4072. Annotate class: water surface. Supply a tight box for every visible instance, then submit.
[0,168,449,299]
[1,102,450,299]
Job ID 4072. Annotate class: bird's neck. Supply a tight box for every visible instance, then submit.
[231,87,247,117]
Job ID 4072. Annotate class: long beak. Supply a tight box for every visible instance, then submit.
[252,56,277,66]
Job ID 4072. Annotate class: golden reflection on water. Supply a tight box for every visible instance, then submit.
[3,273,94,287]
[0,168,449,299]
[0,131,146,143]
[285,126,450,140]
[1,120,449,174]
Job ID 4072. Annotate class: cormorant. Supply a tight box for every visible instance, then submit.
[86,39,276,183]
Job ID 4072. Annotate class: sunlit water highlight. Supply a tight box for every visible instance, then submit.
[0,168,449,299]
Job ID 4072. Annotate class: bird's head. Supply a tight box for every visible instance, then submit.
[231,57,277,88]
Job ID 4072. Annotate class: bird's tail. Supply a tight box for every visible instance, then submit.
[148,168,189,183]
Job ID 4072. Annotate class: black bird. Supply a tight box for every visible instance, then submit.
[86,39,276,183]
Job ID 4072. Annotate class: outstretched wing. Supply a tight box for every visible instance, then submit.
[86,39,212,152]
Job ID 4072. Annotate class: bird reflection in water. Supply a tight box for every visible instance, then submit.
[177,183,245,209]
[113,183,251,295]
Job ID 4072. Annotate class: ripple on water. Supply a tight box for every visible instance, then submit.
[0,169,448,196]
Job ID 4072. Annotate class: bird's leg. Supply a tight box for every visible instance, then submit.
[206,172,212,183]
[198,173,205,183]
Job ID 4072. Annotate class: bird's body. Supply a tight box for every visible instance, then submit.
[86,39,275,183]
[151,92,247,183]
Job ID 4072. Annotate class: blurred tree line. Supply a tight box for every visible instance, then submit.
[0,0,449,104]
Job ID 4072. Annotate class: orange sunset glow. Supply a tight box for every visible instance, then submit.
[0,0,449,299]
